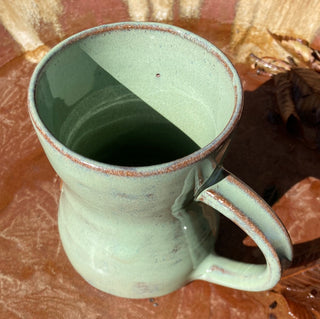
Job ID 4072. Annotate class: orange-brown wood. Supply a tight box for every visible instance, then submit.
[1,1,320,317]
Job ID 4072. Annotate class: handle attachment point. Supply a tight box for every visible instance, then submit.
[192,167,292,291]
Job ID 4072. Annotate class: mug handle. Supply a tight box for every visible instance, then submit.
[191,167,293,291]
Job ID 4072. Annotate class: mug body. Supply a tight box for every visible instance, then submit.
[28,22,242,298]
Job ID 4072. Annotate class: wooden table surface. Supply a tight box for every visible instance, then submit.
[1,1,320,318]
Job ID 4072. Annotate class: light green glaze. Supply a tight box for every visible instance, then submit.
[28,22,292,299]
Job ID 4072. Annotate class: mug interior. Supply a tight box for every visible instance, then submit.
[32,23,242,167]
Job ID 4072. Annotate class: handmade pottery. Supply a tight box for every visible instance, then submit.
[28,22,292,298]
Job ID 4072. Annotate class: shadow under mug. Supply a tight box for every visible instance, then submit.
[28,22,293,299]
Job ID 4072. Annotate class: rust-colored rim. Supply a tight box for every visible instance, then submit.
[28,22,243,177]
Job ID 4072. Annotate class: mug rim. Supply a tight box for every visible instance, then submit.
[28,21,243,177]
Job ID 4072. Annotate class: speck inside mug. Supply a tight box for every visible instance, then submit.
[33,24,235,166]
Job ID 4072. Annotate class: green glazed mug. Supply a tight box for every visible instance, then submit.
[28,22,292,299]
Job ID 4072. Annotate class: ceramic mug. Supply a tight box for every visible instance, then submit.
[28,22,292,299]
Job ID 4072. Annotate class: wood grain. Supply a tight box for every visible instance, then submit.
[1,1,320,317]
